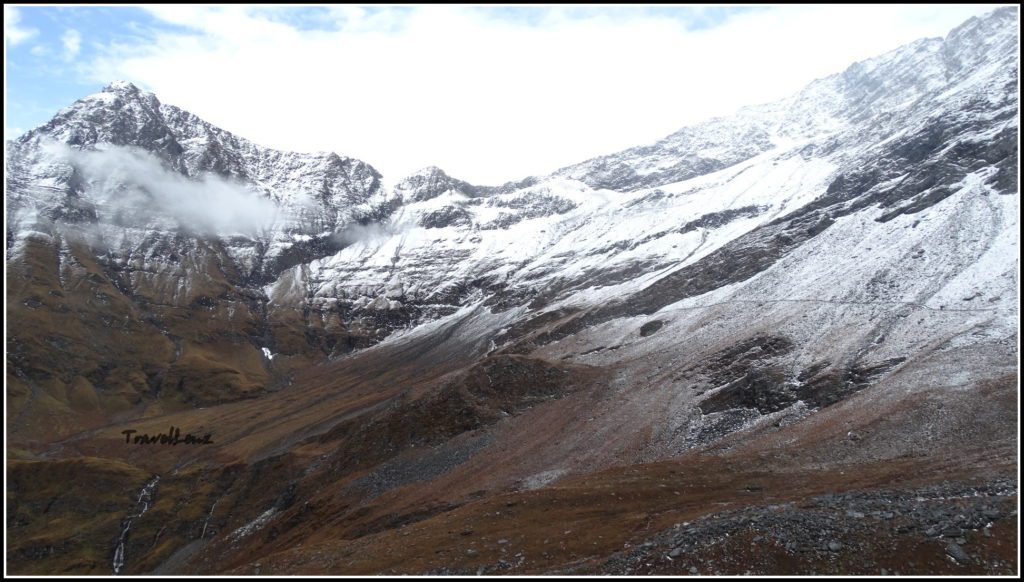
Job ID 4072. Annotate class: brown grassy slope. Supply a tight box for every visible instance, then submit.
[6,233,277,446]
[217,448,1016,575]
[6,274,1017,576]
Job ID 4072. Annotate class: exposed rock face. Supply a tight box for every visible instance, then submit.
[551,113,775,192]
[395,166,480,202]
[4,7,1019,577]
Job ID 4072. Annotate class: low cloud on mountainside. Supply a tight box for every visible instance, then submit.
[42,141,284,235]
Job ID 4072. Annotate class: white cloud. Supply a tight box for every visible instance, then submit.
[61,29,82,61]
[5,126,26,141]
[4,6,38,45]
[42,141,283,235]
[81,5,1006,185]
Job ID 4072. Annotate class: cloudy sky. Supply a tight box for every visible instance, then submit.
[4,4,1006,185]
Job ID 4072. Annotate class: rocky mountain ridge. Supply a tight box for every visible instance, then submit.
[5,6,1019,576]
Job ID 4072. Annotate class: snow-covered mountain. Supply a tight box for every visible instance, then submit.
[5,7,1019,577]
[6,7,1018,427]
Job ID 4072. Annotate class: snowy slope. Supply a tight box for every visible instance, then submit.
[4,7,1018,414]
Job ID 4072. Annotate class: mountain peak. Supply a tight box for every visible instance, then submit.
[102,80,143,95]
[95,80,162,109]
[947,5,1019,40]
[65,80,159,114]
[394,165,480,202]
[409,165,449,179]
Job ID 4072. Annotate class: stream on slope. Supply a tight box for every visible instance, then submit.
[112,475,160,575]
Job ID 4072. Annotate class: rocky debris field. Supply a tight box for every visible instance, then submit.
[599,478,1018,575]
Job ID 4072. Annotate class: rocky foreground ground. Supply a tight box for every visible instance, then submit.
[600,478,1018,576]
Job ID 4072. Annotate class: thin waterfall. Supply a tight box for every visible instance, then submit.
[112,475,160,575]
